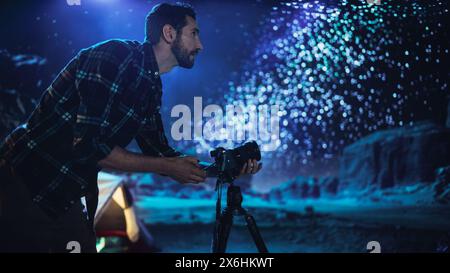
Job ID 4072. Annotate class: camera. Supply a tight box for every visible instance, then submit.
[201,141,261,183]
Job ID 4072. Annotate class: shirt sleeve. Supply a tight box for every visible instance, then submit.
[70,41,134,168]
[135,110,183,158]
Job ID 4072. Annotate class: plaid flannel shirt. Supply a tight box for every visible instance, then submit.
[0,39,181,219]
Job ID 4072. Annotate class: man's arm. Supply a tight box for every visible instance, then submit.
[98,145,168,173]
[98,145,206,184]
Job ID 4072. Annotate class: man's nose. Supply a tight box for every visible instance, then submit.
[197,39,204,51]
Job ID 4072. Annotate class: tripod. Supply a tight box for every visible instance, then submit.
[211,179,268,253]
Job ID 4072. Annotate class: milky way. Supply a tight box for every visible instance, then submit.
[197,0,449,175]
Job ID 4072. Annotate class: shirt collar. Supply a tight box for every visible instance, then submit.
[142,40,161,79]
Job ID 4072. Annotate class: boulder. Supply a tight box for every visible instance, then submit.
[321,176,339,196]
[339,121,450,190]
[266,176,339,201]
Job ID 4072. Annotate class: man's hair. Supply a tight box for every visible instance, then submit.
[145,2,196,45]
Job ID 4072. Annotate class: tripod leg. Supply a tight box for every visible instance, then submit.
[213,208,234,253]
[211,217,220,253]
[241,209,268,253]
[211,184,222,253]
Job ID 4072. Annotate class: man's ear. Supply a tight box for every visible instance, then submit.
[162,24,176,44]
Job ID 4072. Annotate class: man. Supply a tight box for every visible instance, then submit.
[0,3,261,252]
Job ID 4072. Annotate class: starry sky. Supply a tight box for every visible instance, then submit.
[219,0,449,180]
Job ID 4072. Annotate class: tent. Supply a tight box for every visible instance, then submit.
[94,172,159,253]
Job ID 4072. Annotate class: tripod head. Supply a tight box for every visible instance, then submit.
[226,184,243,210]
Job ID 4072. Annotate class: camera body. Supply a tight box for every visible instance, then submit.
[202,141,261,183]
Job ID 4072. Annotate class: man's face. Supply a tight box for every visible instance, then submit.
[171,16,203,69]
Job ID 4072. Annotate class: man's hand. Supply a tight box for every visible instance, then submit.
[238,159,262,177]
[164,156,207,184]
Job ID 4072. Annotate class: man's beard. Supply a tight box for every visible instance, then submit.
[171,36,197,69]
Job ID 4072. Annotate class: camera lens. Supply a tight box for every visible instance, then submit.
[233,141,261,164]
[206,141,261,182]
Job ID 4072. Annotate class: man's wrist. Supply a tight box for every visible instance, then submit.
[153,157,172,176]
